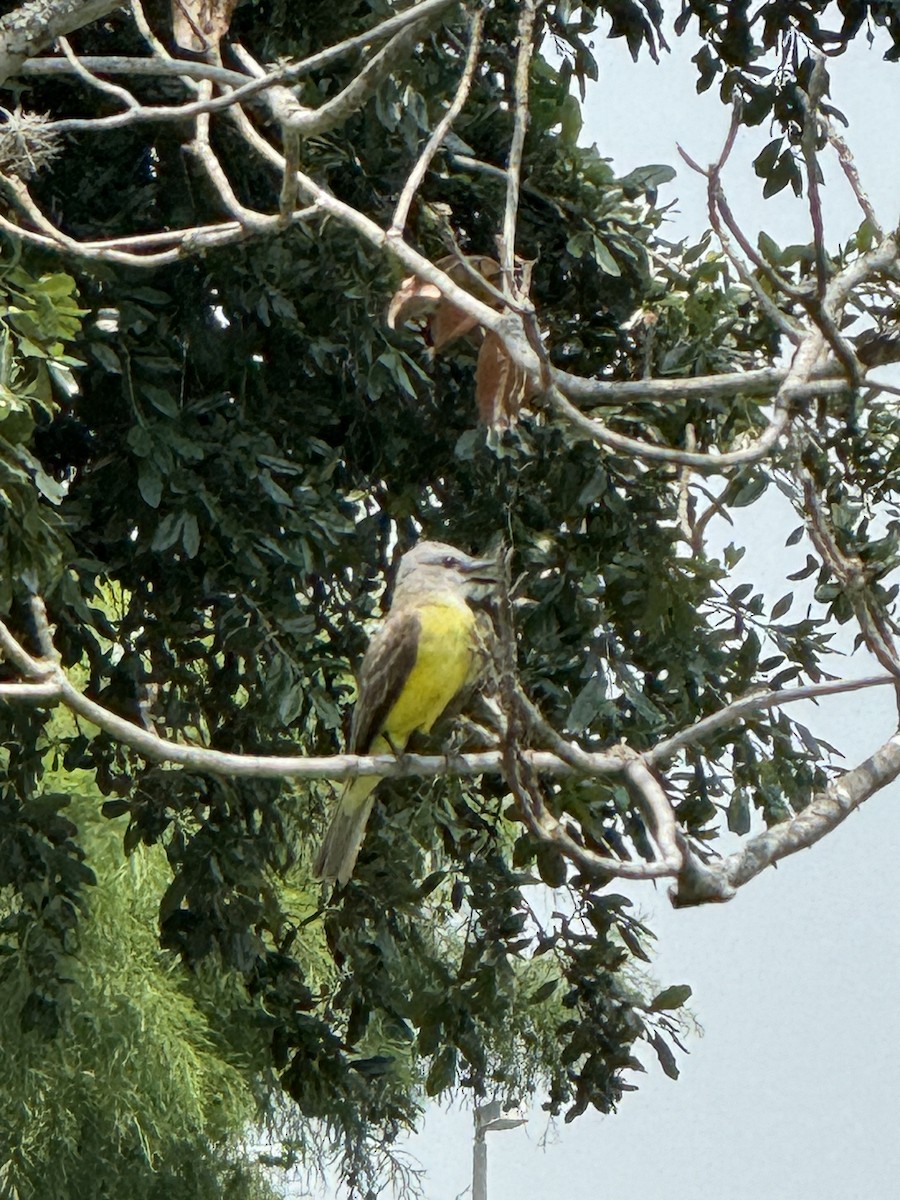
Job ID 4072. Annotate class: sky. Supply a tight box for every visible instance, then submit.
[396,13,900,1200]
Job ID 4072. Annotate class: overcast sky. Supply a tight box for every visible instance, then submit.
[398,16,900,1200]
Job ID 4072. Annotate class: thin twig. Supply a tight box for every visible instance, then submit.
[682,140,806,304]
[130,0,194,83]
[188,78,273,231]
[797,66,829,299]
[797,461,900,710]
[677,423,696,540]
[648,672,895,764]
[57,35,140,108]
[698,106,803,344]
[823,113,883,238]
[389,6,485,237]
[500,0,536,301]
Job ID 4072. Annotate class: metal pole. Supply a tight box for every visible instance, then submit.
[472,1129,487,1200]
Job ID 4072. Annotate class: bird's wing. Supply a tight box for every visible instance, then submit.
[350,608,421,754]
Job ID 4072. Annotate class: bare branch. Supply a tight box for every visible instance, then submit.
[824,113,884,238]
[2,592,899,903]
[672,732,900,905]
[285,18,433,137]
[797,61,830,299]
[541,378,791,470]
[648,673,895,765]
[390,6,485,237]
[239,0,458,86]
[698,106,804,344]
[0,681,63,700]
[57,35,139,109]
[28,593,58,659]
[500,0,536,300]
[0,153,319,264]
[676,423,697,540]
[187,77,273,231]
[797,463,900,708]
[549,234,900,467]
[34,1,449,137]
[0,0,122,86]
[23,52,240,87]
[623,758,682,869]
[678,138,804,304]
[279,126,300,219]
[129,0,194,82]
[554,361,855,407]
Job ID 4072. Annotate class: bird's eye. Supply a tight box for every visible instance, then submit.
[442,555,458,569]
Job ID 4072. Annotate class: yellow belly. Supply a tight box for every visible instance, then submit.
[375,600,476,751]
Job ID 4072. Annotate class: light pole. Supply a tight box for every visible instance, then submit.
[472,1100,527,1200]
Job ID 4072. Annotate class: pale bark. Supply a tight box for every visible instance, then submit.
[0,0,122,86]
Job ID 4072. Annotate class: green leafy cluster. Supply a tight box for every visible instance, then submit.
[0,777,283,1200]
[0,258,83,608]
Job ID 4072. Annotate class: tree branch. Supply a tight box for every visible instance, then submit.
[671,732,900,905]
[0,0,122,86]
[389,5,485,237]
[2,596,899,900]
[500,0,535,299]
[647,673,895,764]
[824,113,883,238]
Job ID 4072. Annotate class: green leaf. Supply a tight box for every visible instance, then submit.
[728,788,751,835]
[650,984,692,1011]
[757,229,783,266]
[417,870,446,898]
[566,673,606,732]
[142,385,179,417]
[618,922,652,963]
[536,843,568,888]
[649,1030,680,1079]
[90,342,122,374]
[259,471,292,506]
[151,511,184,552]
[425,1046,457,1096]
[732,474,768,507]
[770,592,793,620]
[591,236,622,276]
[137,463,163,509]
[753,138,784,181]
[787,554,819,581]
[182,513,200,558]
[529,979,559,1005]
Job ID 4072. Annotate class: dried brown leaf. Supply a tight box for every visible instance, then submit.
[476,330,528,429]
[386,277,443,330]
[429,302,479,352]
[172,0,238,52]
[386,255,503,347]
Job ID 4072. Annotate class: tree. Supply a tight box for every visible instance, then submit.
[0,0,898,1193]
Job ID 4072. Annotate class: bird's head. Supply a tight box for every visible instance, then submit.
[394,540,503,602]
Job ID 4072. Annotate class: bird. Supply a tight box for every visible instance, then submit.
[313,540,501,885]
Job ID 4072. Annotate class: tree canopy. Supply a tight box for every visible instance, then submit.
[0,0,898,1194]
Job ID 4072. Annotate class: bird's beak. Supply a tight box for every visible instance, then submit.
[460,556,504,589]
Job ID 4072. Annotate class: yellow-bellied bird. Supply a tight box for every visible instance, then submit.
[313,541,500,884]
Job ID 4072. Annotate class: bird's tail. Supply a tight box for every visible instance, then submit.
[313,776,379,885]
